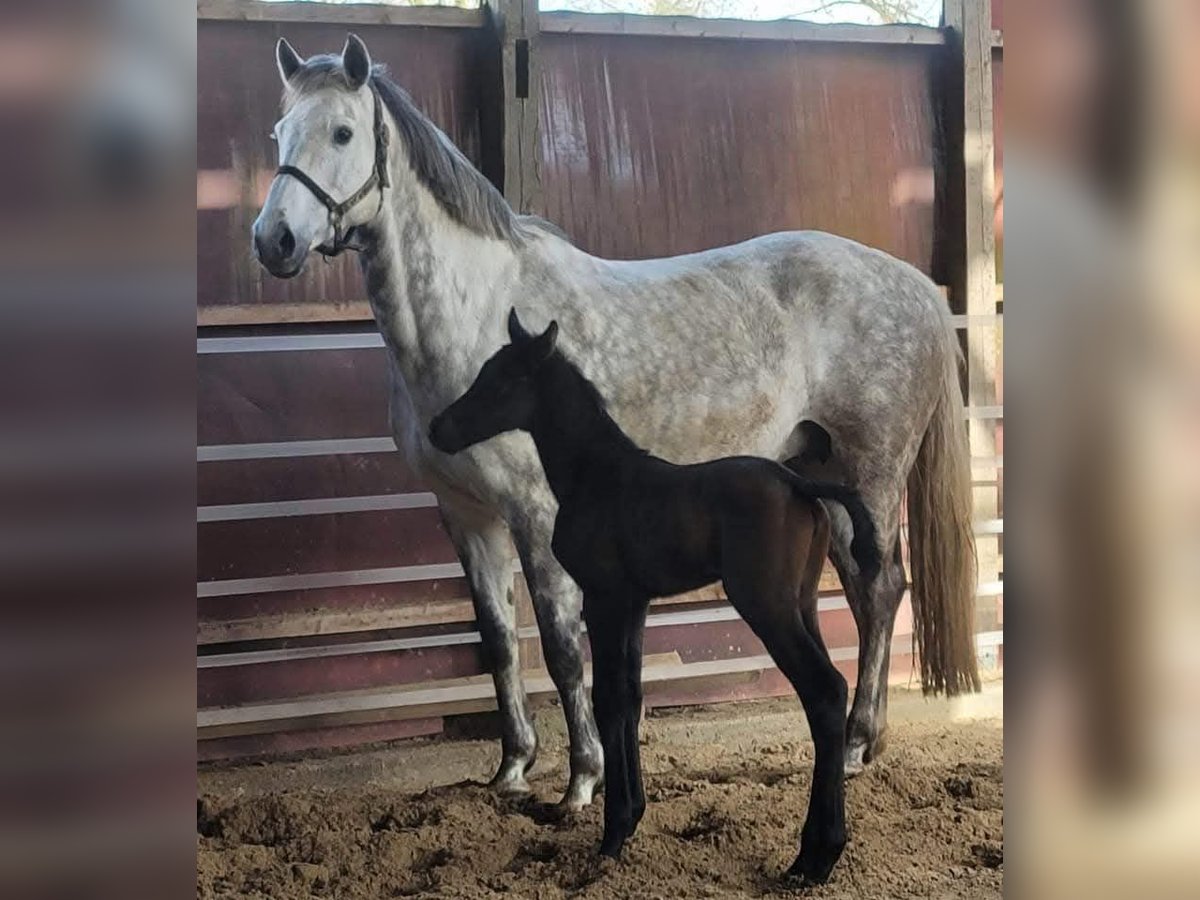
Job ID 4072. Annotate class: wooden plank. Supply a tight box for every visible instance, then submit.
[198,717,444,763]
[539,12,944,46]
[198,302,373,327]
[198,598,477,645]
[946,0,1001,589]
[497,0,542,214]
[199,652,684,739]
[197,0,486,29]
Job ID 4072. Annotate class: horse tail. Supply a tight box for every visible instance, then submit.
[907,324,981,696]
[782,472,881,584]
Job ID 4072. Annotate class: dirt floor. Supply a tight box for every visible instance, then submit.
[198,685,1002,899]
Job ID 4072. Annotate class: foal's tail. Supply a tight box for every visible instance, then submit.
[783,473,881,584]
[907,324,981,696]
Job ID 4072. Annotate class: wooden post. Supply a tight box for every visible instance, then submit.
[512,573,544,673]
[493,0,542,214]
[944,0,1001,627]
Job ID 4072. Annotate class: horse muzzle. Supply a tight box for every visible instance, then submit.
[252,217,307,279]
[428,414,466,454]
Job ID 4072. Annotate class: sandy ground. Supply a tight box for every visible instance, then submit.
[198,684,1002,899]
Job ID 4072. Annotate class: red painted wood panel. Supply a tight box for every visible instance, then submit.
[198,717,444,763]
[198,507,454,583]
[539,34,936,270]
[198,349,390,445]
[198,452,423,506]
[198,577,472,628]
[199,644,483,707]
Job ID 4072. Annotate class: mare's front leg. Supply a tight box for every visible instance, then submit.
[512,519,604,810]
[582,590,635,857]
[439,503,538,794]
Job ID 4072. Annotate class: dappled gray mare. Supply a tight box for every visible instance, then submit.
[252,34,980,810]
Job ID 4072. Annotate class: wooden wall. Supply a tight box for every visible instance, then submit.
[196,1,1003,761]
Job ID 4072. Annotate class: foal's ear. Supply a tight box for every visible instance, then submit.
[530,321,559,365]
[342,33,373,89]
[276,38,304,85]
[507,307,532,344]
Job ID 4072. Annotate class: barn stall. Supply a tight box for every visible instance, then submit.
[197,0,1003,895]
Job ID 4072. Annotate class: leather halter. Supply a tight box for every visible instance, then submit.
[275,85,391,258]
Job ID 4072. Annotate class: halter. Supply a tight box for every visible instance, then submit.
[275,85,391,258]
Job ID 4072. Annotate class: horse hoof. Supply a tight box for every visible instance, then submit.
[844,742,868,777]
[558,771,602,811]
[489,761,534,797]
[865,728,888,763]
[598,837,625,859]
[789,830,846,885]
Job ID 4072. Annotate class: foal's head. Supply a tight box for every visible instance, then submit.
[429,309,558,454]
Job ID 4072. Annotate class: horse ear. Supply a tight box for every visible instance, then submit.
[342,33,372,89]
[531,321,559,364]
[276,38,303,85]
[507,308,531,344]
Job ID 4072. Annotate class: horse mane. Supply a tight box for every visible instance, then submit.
[284,56,564,245]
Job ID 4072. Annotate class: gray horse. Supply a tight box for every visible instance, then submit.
[252,34,979,810]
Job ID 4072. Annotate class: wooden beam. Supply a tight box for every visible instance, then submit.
[495,0,542,215]
[198,598,478,646]
[945,1,1001,590]
[198,652,684,739]
[198,302,373,327]
[539,12,944,46]
[197,0,486,29]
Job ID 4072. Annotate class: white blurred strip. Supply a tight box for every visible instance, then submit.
[197,332,384,354]
[198,563,467,598]
[198,492,438,522]
[197,437,396,461]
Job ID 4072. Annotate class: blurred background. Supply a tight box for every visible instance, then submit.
[0,1,194,898]
[0,0,1197,896]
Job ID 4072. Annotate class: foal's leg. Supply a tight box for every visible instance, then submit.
[582,591,636,857]
[513,521,604,810]
[439,503,537,793]
[722,517,847,884]
[735,600,848,883]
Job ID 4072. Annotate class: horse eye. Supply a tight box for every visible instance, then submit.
[334,126,353,146]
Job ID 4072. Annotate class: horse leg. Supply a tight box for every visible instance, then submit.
[721,508,847,884]
[622,600,650,837]
[827,502,906,775]
[777,616,849,885]
[729,594,848,884]
[582,590,634,857]
[439,504,538,794]
[513,523,604,810]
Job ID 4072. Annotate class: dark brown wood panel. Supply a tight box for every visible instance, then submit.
[199,578,474,639]
[198,349,390,445]
[198,19,487,317]
[199,644,484,707]
[198,452,425,506]
[539,34,936,270]
[198,507,454,583]
[198,717,444,763]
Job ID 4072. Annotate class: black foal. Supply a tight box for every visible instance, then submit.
[430,309,881,884]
